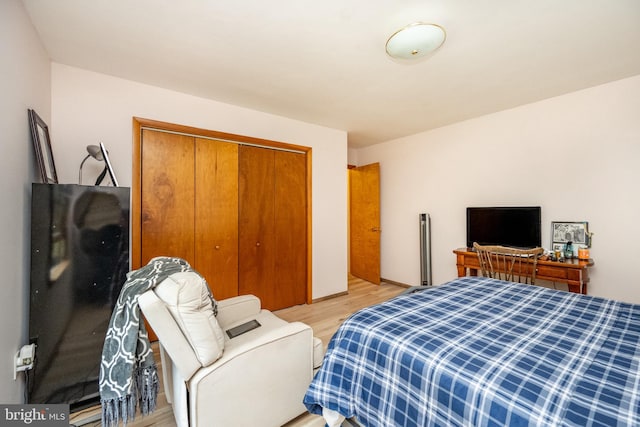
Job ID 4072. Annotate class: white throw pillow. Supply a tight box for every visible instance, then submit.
[154,271,225,366]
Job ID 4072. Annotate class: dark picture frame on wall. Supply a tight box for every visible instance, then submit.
[28,109,58,184]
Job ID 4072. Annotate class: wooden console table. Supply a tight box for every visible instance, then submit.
[454,248,594,294]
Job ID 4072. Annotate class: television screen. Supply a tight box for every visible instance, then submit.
[29,184,130,410]
[466,206,541,249]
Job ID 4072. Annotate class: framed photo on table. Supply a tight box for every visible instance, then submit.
[551,221,590,248]
[28,109,58,184]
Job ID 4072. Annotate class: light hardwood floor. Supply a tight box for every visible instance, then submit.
[70,276,406,426]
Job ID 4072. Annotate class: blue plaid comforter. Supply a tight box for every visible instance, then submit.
[303,277,640,426]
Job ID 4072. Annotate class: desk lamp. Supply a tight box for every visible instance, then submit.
[78,144,103,184]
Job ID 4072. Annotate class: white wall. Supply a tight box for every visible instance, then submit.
[0,0,51,402]
[355,75,640,304]
[50,63,349,301]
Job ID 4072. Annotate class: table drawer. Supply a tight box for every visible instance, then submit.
[537,265,569,280]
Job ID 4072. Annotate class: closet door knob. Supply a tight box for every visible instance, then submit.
[256,242,261,247]
[215,245,220,250]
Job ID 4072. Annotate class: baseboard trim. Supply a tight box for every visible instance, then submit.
[311,277,410,304]
[312,290,349,304]
[380,277,412,288]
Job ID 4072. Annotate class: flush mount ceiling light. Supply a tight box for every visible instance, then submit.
[385,22,446,60]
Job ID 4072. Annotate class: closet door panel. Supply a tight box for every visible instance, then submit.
[141,130,195,266]
[238,146,276,308]
[195,138,239,300]
[274,151,307,308]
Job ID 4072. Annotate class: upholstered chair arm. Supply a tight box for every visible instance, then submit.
[215,295,261,329]
[188,318,315,427]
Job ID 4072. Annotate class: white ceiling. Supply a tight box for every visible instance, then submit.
[22,0,640,148]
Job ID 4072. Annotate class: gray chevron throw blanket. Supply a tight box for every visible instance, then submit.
[100,257,210,427]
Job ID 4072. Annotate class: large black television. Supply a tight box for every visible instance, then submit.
[29,183,130,410]
[466,206,541,249]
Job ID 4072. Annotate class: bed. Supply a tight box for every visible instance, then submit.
[303,276,640,426]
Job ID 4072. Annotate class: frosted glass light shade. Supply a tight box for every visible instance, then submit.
[386,23,446,60]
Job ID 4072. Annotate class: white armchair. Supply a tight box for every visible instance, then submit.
[138,272,323,427]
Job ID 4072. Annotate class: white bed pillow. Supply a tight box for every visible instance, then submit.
[154,271,225,366]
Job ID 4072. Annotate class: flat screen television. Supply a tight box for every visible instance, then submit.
[466,206,541,249]
[29,183,130,410]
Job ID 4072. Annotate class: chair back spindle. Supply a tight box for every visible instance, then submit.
[473,242,544,285]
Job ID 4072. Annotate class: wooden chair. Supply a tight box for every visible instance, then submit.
[473,242,545,285]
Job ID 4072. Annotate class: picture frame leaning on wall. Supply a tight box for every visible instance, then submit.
[28,109,58,184]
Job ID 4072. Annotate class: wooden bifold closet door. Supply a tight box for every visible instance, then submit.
[140,129,238,300]
[138,128,306,310]
[194,137,239,300]
[141,130,196,266]
[238,145,307,311]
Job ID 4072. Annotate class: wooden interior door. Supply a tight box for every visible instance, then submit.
[141,129,195,266]
[195,138,239,300]
[274,150,307,308]
[349,162,381,284]
[238,145,277,307]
